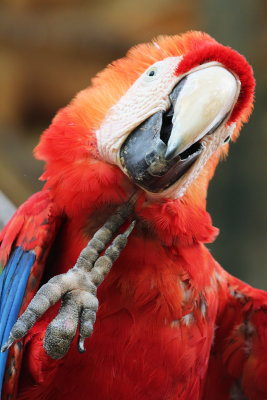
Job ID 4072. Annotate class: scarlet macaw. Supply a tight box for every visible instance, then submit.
[0,31,266,400]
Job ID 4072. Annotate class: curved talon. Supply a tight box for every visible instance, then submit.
[1,336,14,353]
[78,337,86,353]
[1,197,137,357]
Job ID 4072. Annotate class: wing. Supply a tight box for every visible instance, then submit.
[203,265,267,400]
[0,190,62,399]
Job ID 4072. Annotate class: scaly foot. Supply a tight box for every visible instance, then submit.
[1,199,136,359]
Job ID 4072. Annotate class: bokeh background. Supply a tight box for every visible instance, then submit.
[0,0,266,288]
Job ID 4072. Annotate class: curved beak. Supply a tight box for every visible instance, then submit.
[120,65,239,193]
[165,65,238,160]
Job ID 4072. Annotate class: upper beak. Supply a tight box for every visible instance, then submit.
[120,64,239,193]
[165,65,238,159]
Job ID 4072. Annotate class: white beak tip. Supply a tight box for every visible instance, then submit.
[164,65,238,162]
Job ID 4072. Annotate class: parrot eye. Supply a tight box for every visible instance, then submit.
[147,67,157,77]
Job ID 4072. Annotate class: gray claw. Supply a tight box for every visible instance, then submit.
[1,336,14,353]
[77,337,85,353]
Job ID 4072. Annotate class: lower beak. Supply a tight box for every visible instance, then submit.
[120,65,239,193]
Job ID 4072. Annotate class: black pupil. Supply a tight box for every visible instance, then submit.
[149,70,155,76]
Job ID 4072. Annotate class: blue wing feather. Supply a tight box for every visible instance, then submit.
[0,248,24,312]
[0,247,36,395]
[0,250,19,300]
[0,190,61,399]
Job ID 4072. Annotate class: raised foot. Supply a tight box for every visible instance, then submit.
[1,199,136,359]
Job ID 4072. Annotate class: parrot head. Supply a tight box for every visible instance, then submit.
[35,31,255,244]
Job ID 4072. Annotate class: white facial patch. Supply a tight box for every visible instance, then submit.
[96,57,182,165]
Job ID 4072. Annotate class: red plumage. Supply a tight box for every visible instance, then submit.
[1,31,266,400]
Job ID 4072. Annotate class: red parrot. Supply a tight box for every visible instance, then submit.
[0,31,266,400]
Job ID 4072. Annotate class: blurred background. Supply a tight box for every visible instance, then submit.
[0,0,266,288]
